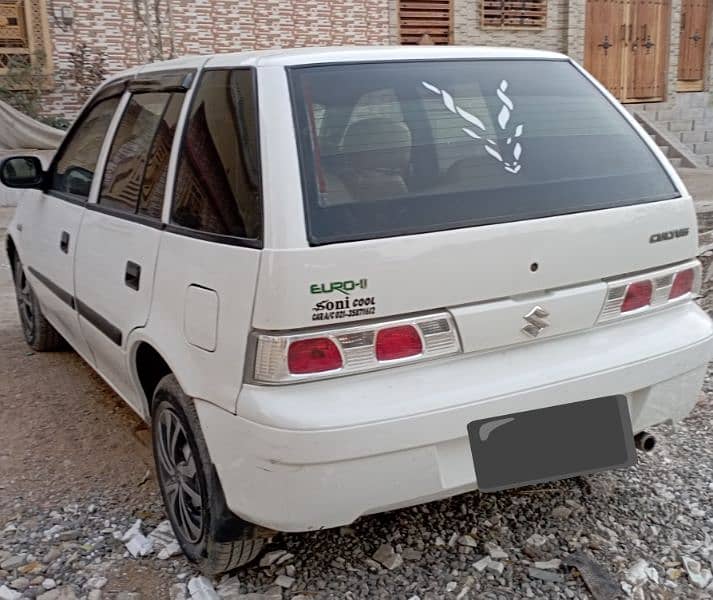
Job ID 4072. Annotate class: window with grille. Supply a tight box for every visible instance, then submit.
[399,0,452,45]
[0,0,51,76]
[0,0,29,70]
[481,0,547,29]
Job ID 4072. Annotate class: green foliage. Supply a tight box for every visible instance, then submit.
[0,51,47,120]
[40,115,71,130]
[0,44,105,130]
[69,43,106,101]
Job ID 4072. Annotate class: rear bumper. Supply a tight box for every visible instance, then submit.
[196,302,713,531]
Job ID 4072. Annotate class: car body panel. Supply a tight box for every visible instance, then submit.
[74,210,163,412]
[2,46,711,533]
[252,198,697,331]
[12,192,94,361]
[199,301,713,530]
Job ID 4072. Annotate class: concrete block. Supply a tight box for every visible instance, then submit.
[654,109,678,121]
[680,130,706,144]
[676,93,708,108]
[668,119,695,132]
[693,142,713,155]
[679,107,706,120]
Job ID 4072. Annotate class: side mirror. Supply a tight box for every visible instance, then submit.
[0,156,45,189]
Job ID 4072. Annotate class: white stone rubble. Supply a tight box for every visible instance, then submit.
[681,556,713,589]
[86,576,107,590]
[372,543,403,570]
[533,558,562,570]
[484,541,508,560]
[169,583,188,600]
[259,550,287,568]
[0,585,22,600]
[274,574,295,588]
[187,576,220,600]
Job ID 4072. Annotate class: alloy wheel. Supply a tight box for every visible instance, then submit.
[156,407,204,543]
[16,266,35,339]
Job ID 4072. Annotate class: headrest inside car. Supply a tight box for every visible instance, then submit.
[340,117,412,173]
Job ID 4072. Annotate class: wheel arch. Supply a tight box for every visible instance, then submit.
[130,336,181,421]
[5,234,18,282]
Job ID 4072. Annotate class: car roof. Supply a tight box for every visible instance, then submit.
[106,46,567,82]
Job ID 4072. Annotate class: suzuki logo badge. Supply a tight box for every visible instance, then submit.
[522,306,550,338]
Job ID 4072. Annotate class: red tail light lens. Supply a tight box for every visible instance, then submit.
[253,313,460,383]
[670,268,695,299]
[621,280,653,312]
[376,325,423,361]
[287,338,342,374]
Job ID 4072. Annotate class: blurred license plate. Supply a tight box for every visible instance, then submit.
[467,396,636,492]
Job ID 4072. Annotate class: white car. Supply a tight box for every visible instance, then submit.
[2,46,712,574]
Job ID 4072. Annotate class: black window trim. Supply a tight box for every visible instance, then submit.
[286,57,682,246]
[128,69,195,94]
[85,202,165,230]
[164,222,262,248]
[44,70,198,207]
[166,66,264,249]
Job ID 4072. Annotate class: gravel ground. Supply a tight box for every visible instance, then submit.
[1,214,713,600]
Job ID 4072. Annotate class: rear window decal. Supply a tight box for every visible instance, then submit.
[422,79,524,174]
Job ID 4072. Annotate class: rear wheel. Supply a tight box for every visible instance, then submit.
[14,259,64,352]
[151,374,264,574]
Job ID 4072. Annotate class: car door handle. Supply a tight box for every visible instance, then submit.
[60,231,70,254]
[125,261,141,291]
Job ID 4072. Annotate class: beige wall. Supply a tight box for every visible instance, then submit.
[452,0,569,52]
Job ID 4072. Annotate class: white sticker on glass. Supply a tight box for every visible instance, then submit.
[422,79,524,174]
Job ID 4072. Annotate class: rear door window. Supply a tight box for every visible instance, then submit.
[171,69,262,242]
[100,92,184,218]
[289,60,679,245]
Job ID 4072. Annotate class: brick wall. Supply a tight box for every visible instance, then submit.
[38,0,713,119]
[41,0,391,119]
[452,0,569,52]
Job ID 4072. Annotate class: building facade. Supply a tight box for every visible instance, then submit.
[0,0,711,118]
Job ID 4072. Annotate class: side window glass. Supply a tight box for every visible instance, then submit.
[100,92,184,217]
[172,69,261,240]
[48,97,121,200]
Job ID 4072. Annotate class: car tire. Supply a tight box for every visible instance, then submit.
[14,258,65,352]
[151,374,264,574]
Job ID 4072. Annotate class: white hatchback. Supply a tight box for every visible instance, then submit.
[2,46,712,574]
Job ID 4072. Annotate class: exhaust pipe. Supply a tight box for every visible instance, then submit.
[634,431,656,452]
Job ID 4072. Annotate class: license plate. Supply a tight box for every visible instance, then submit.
[467,396,636,492]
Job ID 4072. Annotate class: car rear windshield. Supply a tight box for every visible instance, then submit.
[288,59,679,245]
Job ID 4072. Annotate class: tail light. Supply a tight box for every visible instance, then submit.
[287,338,342,374]
[621,280,652,312]
[375,325,423,361]
[599,260,701,323]
[252,312,460,384]
[670,268,695,299]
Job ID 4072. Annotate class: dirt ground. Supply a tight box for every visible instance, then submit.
[0,207,173,596]
[2,188,713,599]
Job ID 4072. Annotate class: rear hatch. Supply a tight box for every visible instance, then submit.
[253,57,697,355]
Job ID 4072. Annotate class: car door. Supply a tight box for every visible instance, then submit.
[146,67,262,413]
[18,90,123,362]
[73,75,190,411]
